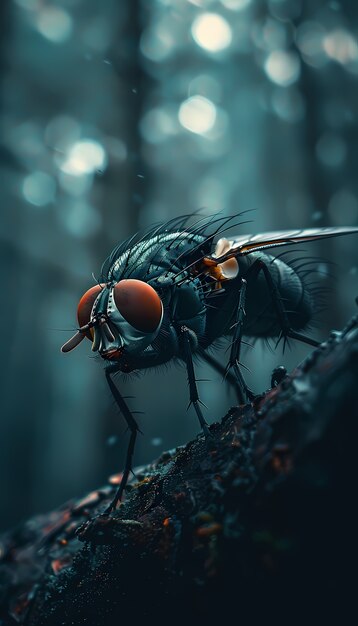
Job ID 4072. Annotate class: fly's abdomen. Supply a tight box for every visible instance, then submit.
[241,253,314,338]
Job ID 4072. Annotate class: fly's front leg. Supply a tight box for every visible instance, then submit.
[180,326,211,438]
[102,340,177,514]
[226,279,254,403]
[103,363,139,515]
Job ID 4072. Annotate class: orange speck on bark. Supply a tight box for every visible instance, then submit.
[196,523,222,537]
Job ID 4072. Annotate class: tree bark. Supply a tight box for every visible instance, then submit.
[1,315,358,625]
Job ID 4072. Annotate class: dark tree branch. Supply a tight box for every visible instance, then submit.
[1,315,358,624]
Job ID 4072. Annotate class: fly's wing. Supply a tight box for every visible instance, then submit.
[203,226,358,281]
[214,227,358,261]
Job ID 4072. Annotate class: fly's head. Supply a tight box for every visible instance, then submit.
[61,279,163,369]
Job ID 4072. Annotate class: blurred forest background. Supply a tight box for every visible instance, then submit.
[0,0,357,532]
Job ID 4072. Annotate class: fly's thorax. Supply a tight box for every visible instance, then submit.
[108,231,206,283]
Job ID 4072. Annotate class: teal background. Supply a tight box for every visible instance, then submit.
[0,0,357,531]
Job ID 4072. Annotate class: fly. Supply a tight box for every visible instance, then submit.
[61,214,358,513]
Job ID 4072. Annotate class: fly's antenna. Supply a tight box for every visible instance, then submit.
[47,326,79,332]
[92,272,104,288]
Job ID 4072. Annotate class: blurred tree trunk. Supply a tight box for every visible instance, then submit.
[99,0,153,481]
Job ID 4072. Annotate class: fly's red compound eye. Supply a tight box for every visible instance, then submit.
[77,284,104,339]
[113,279,163,333]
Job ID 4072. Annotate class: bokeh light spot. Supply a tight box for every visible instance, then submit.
[187,0,216,6]
[191,13,232,53]
[60,140,107,176]
[296,21,327,68]
[151,437,163,447]
[59,201,102,238]
[14,0,40,11]
[35,7,73,44]
[140,108,178,143]
[220,0,251,10]
[59,172,93,197]
[45,115,81,153]
[140,18,176,62]
[265,50,300,86]
[178,96,217,134]
[323,29,358,64]
[22,171,56,207]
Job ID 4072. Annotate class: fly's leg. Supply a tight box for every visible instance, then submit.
[271,365,287,388]
[102,363,139,514]
[245,260,320,348]
[201,351,244,404]
[225,279,254,403]
[180,326,211,438]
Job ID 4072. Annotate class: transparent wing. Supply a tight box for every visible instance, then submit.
[214,226,358,260]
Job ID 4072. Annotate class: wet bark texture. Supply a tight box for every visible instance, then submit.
[1,316,358,625]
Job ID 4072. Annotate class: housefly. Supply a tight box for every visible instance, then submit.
[61,214,358,512]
